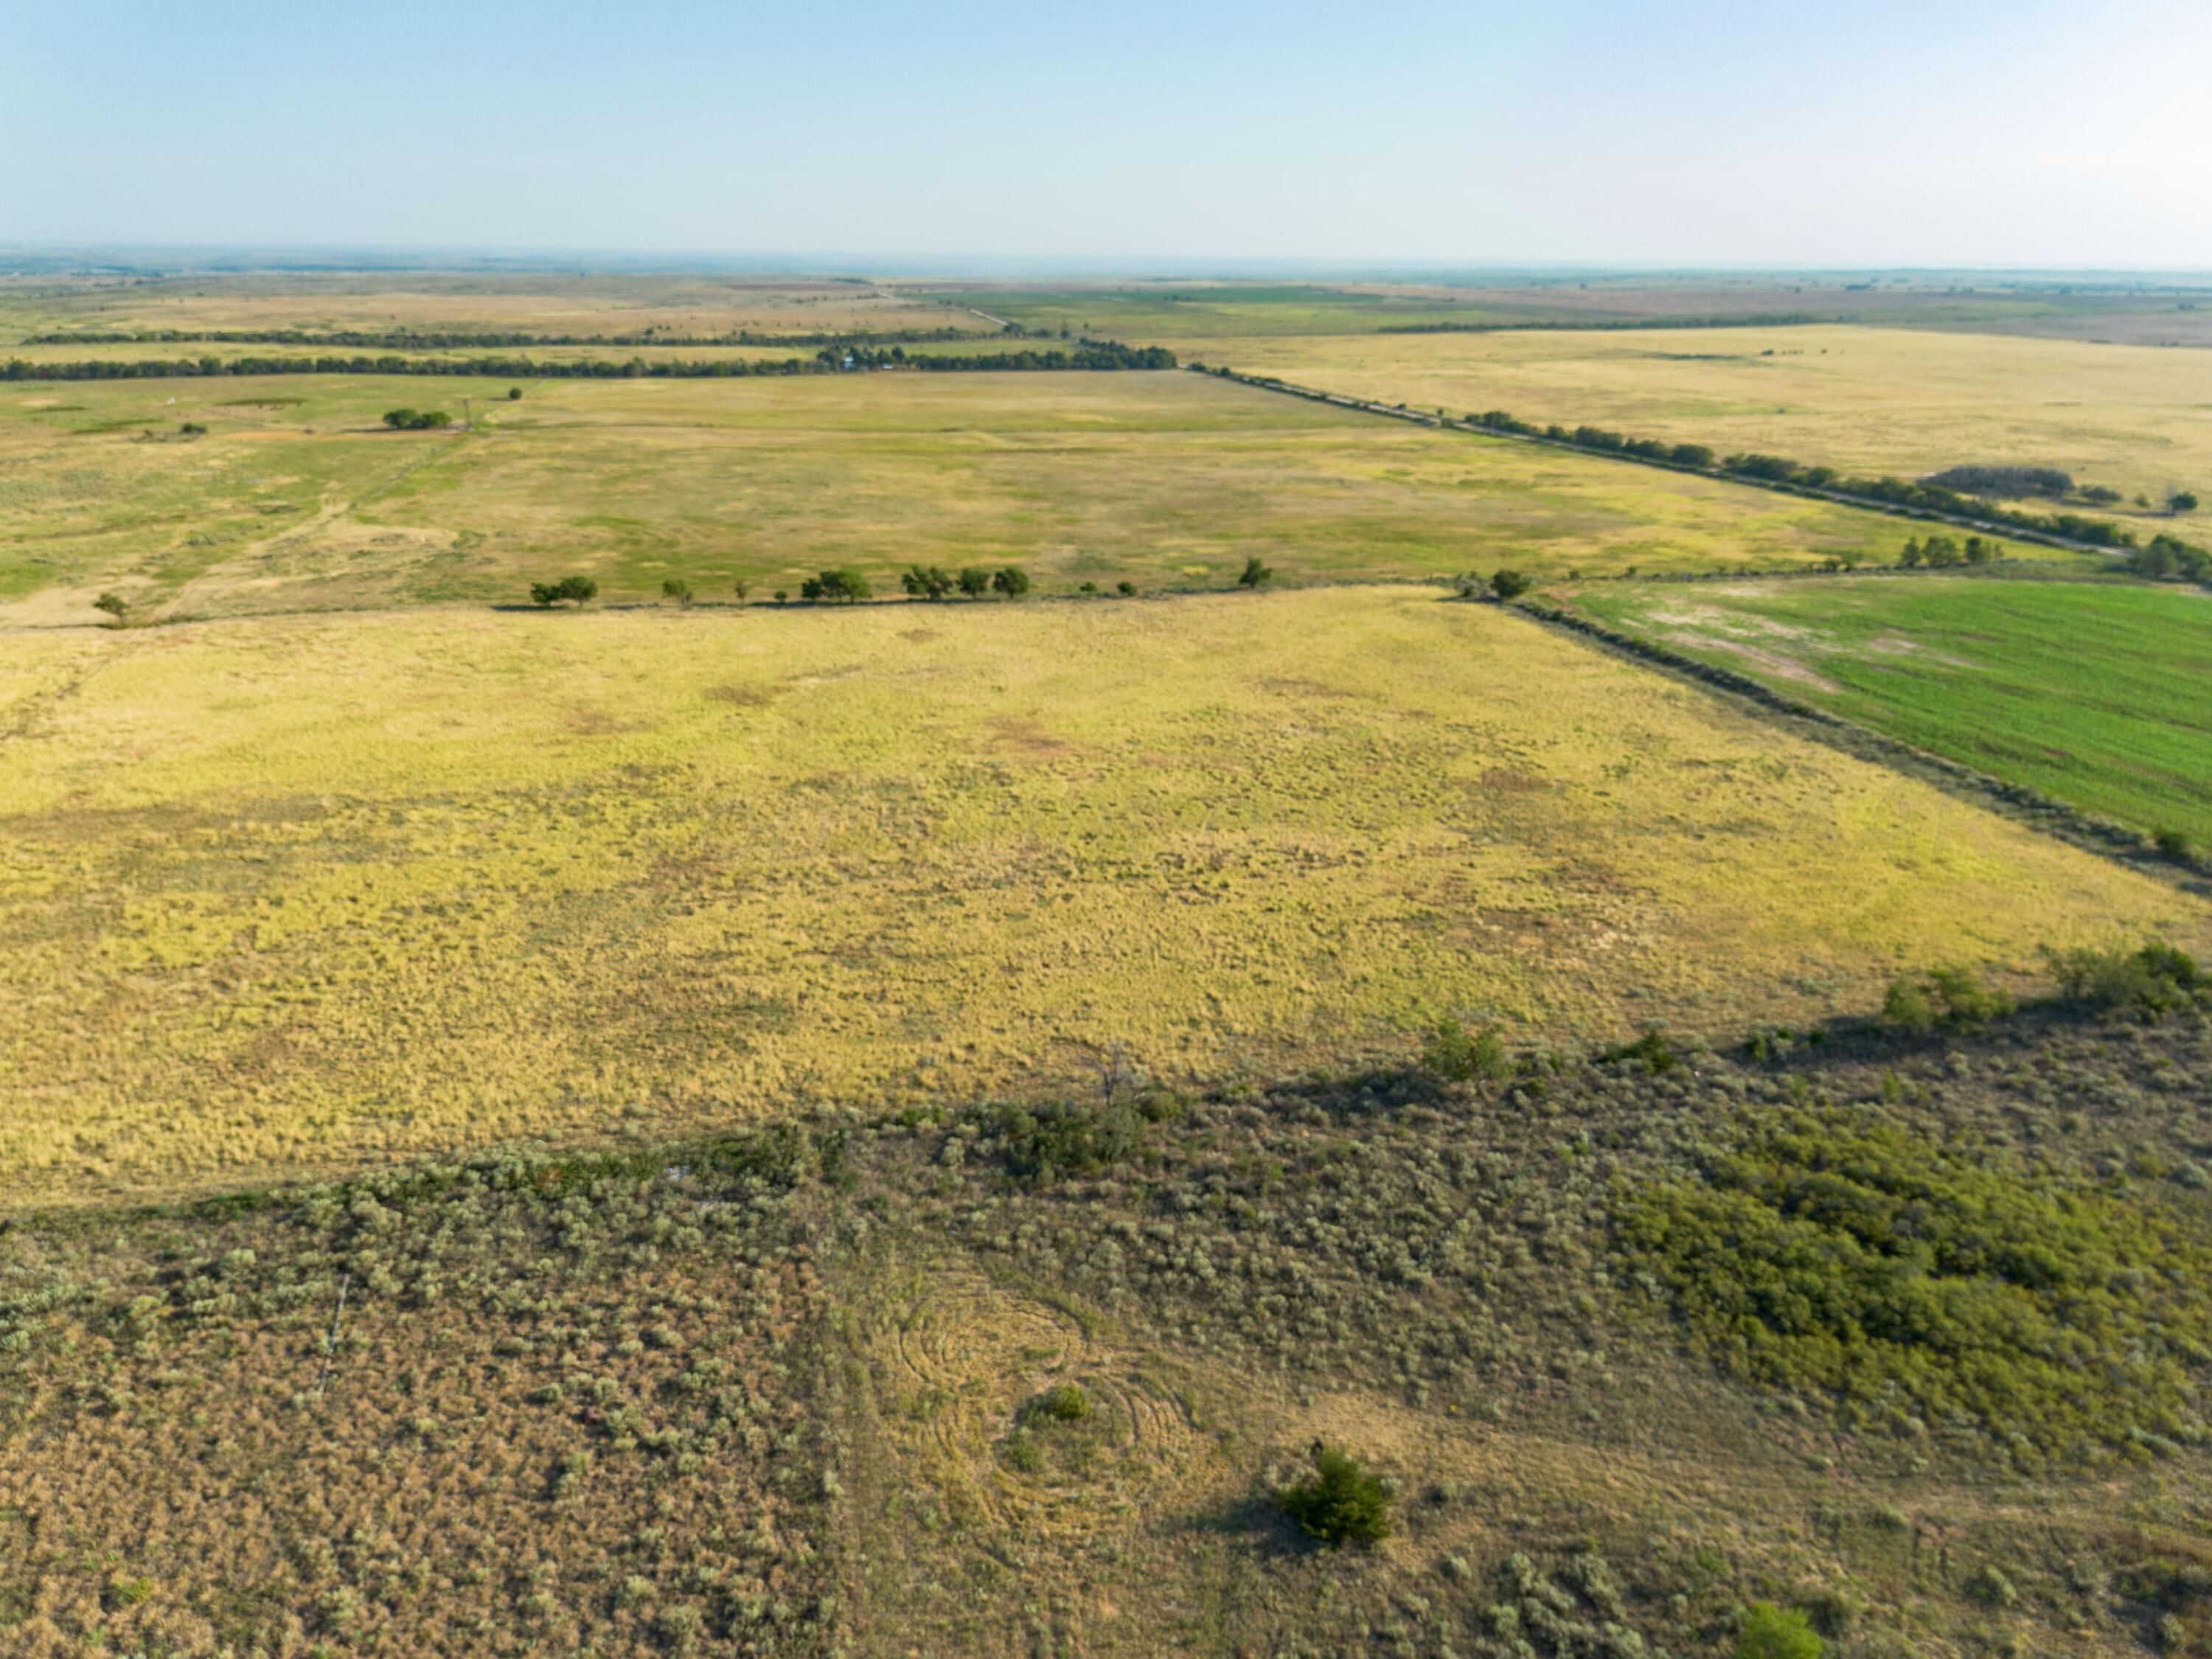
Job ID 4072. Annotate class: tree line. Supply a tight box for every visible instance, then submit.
[818,342,1178,372]
[28,325,1007,350]
[3,341,1176,383]
[1460,407,2138,548]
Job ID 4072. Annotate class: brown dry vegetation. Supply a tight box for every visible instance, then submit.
[7,997,2209,1658]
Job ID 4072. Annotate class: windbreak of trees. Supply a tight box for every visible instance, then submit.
[26,326,1008,350]
[1459,407,2136,549]
[821,341,1177,372]
[5,341,1177,383]
[1923,465,2075,498]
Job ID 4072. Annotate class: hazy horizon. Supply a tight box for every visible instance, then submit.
[6,0,2208,268]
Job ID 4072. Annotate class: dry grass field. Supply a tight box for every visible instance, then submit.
[0,271,991,343]
[0,369,1927,624]
[1173,324,2212,511]
[2,587,2196,1207]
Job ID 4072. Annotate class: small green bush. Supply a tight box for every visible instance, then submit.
[2051,942,2202,1016]
[1027,1382,1091,1423]
[1883,964,2009,1034]
[1277,1444,1392,1548]
[1490,568,1532,600]
[93,591,130,622]
[1421,1020,1509,1084]
[2154,827,2197,863]
[1736,1602,1823,1659]
[1600,1026,1683,1073]
[1238,555,1274,589]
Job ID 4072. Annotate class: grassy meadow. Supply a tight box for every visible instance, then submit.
[1565,574,2212,846]
[4,586,2197,1206]
[0,271,991,342]
[1175,324,2212,512]
[0,369,1925,625]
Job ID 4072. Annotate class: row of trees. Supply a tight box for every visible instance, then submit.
[2,344,1175,383]
[30,325,998,350]
[1897,535,2001,567]
[900,564,1032,599]
[1453,406,2139,547]
[380,408,451,430]
[821,341,1177,372]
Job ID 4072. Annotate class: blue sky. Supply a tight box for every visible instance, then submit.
[4,0,2208,267]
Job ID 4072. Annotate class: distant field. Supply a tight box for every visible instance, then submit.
[1567,574,2212,845]
[3,586,2193,1206]
[0,271,992,343]
[0,369,1927,624]
[1172,324,2212,510]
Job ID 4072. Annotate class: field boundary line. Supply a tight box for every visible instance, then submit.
[1502,597,2209,892]
[1201,367,2126,558]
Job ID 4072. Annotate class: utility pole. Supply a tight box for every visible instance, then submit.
[462,396,473,431]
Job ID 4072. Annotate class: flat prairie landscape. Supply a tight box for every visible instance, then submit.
[5,265,2212,1659]
[1171,324,2212,510]
[0,369,1925,623]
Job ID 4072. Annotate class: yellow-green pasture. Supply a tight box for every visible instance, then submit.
[0,369,1922,625]
[1180,324,2212,512]
[0,271,989,344]
[2,588,2194,1206]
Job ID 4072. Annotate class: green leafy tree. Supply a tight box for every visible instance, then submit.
[2171,490,2199,513]
[507,386,524,400]
[991,566,1031,599]
[1277,1444,1392,1549]
[1490,568,1531,600]
[902,564,955,601]
[93,591,130,624]
[801,568,870,604]
[957,566,992,599]
[733,579,750,604]
[529,574,598,608]
[381,408,452,431]
[1238,555,1274,588]
[1116,580,1137,596]
[1736,1603,1823,1659]
[661,578,694,608]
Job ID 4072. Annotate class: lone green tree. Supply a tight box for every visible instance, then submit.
[1238,555,1274,588]
[661,578,694,608]
[2171,490,2199,514]
[1489,568,1531,599]
[529,574,598,608]
[93,591,130,625]
[1276,1443,1391,1548]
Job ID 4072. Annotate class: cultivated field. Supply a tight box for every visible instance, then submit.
[0,369,1925,624]
[4,587,2194,1206]
[1171,324,2212,512]
[1564,573,2212,846]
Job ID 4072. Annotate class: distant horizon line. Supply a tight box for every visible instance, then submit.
[5,244,2212,285]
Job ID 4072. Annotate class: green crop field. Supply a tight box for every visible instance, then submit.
[0,368,1931,626]
[1565,574,2212,846]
